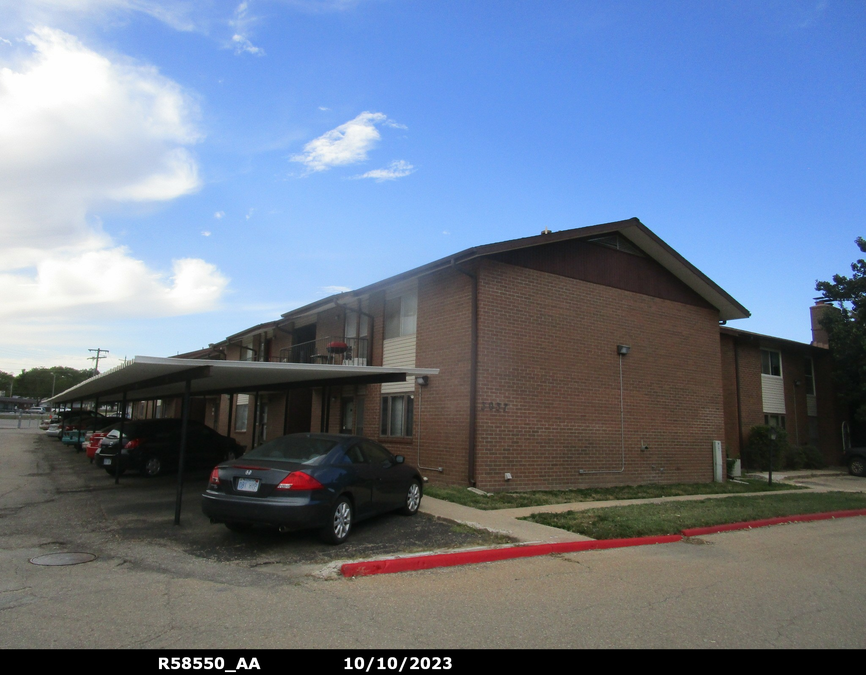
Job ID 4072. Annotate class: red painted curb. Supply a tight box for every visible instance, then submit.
[681,509,866,537]
[341,534,682,577]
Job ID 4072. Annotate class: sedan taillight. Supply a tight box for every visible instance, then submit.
[208,468,220,490]
[124,438,141,449]
[276,472,324,491]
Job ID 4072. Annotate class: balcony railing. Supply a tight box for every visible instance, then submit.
[278,336,370,366]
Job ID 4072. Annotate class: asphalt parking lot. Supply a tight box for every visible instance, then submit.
[3,428,512,575]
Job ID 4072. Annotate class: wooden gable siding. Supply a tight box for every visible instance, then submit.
[490,238,715,310]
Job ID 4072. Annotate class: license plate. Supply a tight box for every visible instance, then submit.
[104,458,112,465]
[236,478,259,493]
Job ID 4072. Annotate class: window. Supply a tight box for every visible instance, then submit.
[384,292,417,339]
[345,310,369,340]
[803,357,815,395]
[764,414,786,429]
[235,394,249,432]
[761,349,782,377]
[380,394,414,437]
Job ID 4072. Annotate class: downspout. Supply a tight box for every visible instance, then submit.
[734,339,744,456]
[452,259,478,486]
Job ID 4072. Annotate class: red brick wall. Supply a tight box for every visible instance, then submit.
[718,333,846,465]
[719,334,764,457]
[813,351,846,464]
[413,267,474,486]
[471,259,725,491]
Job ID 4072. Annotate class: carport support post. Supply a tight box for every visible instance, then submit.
[174,378,192,525]
[226,394,234,439]
[115,391,127,485]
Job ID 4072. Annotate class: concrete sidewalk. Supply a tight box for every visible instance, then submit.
[419,468,864,544]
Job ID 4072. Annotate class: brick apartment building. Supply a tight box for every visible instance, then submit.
[150,217,851,492]
[719,301,846,466]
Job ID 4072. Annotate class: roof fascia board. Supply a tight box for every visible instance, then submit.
[618,222,749,321]
[278,218,747,322]
[720,326,824,352]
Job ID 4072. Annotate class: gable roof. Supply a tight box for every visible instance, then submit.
[280,218,749,322]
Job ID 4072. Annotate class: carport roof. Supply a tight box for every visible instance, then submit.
[49,356,439,403]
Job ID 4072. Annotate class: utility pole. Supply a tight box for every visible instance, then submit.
[88,348,109,374]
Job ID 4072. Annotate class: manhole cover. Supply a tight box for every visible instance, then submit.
[29,552,96,566]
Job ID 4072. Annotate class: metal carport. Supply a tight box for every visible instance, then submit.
[49,356,438,524]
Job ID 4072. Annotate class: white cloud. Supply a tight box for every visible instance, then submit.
[291,111,404,173]
[1,1,202,33]
[353,159,415,182]
[0,28,203,268]
[0,28,228,328]
[0,250,229,320]
[201,230,212,237]
[214,211,225,219]
[229,2,264,56]
[322,285,351,294]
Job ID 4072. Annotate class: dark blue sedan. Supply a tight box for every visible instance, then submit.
[201,433,423,544]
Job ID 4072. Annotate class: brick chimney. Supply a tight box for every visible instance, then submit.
[810,299,834,348]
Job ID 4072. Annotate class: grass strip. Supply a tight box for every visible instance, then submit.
[424,478,799,510]
[522,492,866,540]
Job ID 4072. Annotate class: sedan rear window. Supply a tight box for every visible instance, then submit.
[245,436,338,464]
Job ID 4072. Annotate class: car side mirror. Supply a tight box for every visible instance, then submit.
[394,455,405,464]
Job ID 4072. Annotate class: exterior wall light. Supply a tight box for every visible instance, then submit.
[415,376,429,386]
[617,345,631,355]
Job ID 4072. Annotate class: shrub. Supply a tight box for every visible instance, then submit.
[801,445,826,470]
[785,444,806,470]
[743,425,790,471]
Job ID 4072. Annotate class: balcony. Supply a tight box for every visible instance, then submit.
[279,336,370,366]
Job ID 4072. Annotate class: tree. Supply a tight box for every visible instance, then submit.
[7,367,96,401]
[816,237,866,422]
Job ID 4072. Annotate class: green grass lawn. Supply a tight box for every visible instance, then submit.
[424,478,799,510]
[523,492,866,540]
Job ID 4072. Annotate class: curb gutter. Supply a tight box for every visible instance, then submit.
[341,509,866,578]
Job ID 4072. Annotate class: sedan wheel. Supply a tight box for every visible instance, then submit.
[850,457,866,477]
[143,457,162,477]
[400,480,422,516]
[321,497,352,545]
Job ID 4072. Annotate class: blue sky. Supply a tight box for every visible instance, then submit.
[0,0,863,373]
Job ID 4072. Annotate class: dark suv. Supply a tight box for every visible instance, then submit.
[96,419,243,477]
[844,447,866,477]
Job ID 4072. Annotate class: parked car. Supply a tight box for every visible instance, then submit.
[95,419,243,477]
[46,410,90,437]
[844,447,866,477]
[60,413,111,449]
[201,433,423,544]
[84,421,126,461]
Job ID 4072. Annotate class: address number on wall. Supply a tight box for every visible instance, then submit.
[481,401,509,412]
